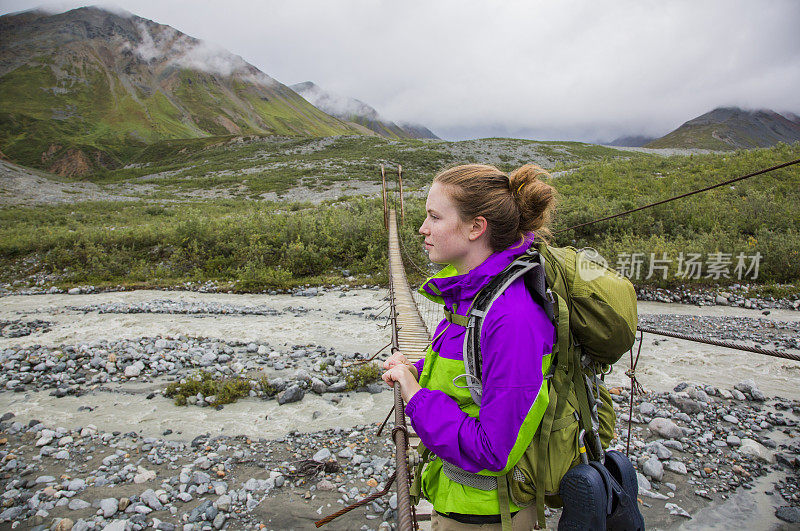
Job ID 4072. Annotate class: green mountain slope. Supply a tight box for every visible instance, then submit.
[646,107,800,150]
[0,6,365,175]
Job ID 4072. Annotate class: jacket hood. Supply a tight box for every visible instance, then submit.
[419,234,536,311]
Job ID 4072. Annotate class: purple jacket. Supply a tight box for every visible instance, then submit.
[406,235,555,474]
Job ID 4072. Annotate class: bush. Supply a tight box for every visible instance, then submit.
[344,362,383,391]
[164,371,251,406]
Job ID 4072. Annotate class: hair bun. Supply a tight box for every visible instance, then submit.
[508,164,557,236]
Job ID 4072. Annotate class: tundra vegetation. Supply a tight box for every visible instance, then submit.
[1,136,798,294]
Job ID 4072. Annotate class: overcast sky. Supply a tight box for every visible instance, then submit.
[2,0,799,141]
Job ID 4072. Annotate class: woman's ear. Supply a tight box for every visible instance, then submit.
[469,216,488,241]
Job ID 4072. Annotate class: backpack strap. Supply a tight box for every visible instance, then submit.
[531,292,573,529]
[442,307,469,327]
[461,254,541,405]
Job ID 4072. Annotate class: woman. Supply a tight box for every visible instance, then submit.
[382,163,557,530]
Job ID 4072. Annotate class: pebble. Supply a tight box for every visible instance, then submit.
[665,502,691,518]
[665,460,687,475]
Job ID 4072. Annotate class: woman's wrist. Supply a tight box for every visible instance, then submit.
[401,380,422,403]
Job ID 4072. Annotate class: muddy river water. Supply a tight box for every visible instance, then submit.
[1,290,798,442]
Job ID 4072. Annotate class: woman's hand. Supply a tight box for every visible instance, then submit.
[382,351,418,380]
[382,364,422,403]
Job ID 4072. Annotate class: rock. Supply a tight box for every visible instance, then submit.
[192,470,211,485]
[213,513,226,529]
[735,379,766,401]
[638,402,656,416]
[317,479,336,491]
[68,288,81,295]
[337,447,355,459]
[67,478,86,492]
[637,472,651,493]
[54,518,74,531]
[640,488,669,500]
[740,438,776,463]
[726,435,742,447]
[124,363,142,377]
[389,493,398,510]
[313,448,332,462]
[199,353,216,366]
[140,489,163,511]
[665,460,687,475]
[99,498,118,518]
[646,441,673,460]
[68,499,90,510]
[731,389,747,401]
[101,520,127,531]
[642,456,664,481]
[294,369,312,382]
[722,414,738,424]
[215,495,231,512]
[648,418,683,439]
[311,378,327,394]
[328,382,347,393]
[665,503,691,518]
[0,506,24,521]
[775,507,800,524]
[133,467,156,484]
[662,440,684,452]
[669,393,704,414]
[277,385,304,405]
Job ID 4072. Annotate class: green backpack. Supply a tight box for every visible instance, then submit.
[413,243,637,530]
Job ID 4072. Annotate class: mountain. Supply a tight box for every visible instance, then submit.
[645,107,800,150]
[606,135,656,147]
[0,7,365,176]
[290,81,438,140]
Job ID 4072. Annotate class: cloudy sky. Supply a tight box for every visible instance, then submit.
[2,0,799,141]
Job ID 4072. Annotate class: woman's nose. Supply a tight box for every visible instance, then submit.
[419,220,428,235]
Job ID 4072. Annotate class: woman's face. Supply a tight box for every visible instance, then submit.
[419,182,474,268]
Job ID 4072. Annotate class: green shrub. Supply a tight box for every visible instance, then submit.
[164,371,251,406]
[258,376,278,397]
[344,362,383,391]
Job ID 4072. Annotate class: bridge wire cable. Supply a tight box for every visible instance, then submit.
[636,325,800,362]
[553,157,800,235]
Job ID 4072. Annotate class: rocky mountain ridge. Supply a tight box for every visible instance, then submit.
[0,6,365,176]
[645,107,800,150]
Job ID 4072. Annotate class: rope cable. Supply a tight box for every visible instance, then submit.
[554,157,800,235]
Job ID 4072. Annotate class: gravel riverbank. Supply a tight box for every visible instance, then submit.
[0,290,798,530]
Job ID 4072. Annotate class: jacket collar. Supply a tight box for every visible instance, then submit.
[419,234,535,310]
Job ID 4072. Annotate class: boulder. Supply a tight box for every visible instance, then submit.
[648,418,683,439]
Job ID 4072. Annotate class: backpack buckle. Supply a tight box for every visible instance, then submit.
[545,288,555,304]
[452,373,482,390]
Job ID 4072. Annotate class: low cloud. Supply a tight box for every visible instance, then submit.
[132,19,276,86]
[4,0,799,141]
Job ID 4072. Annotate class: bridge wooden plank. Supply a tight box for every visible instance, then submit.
[388,210,431,362]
